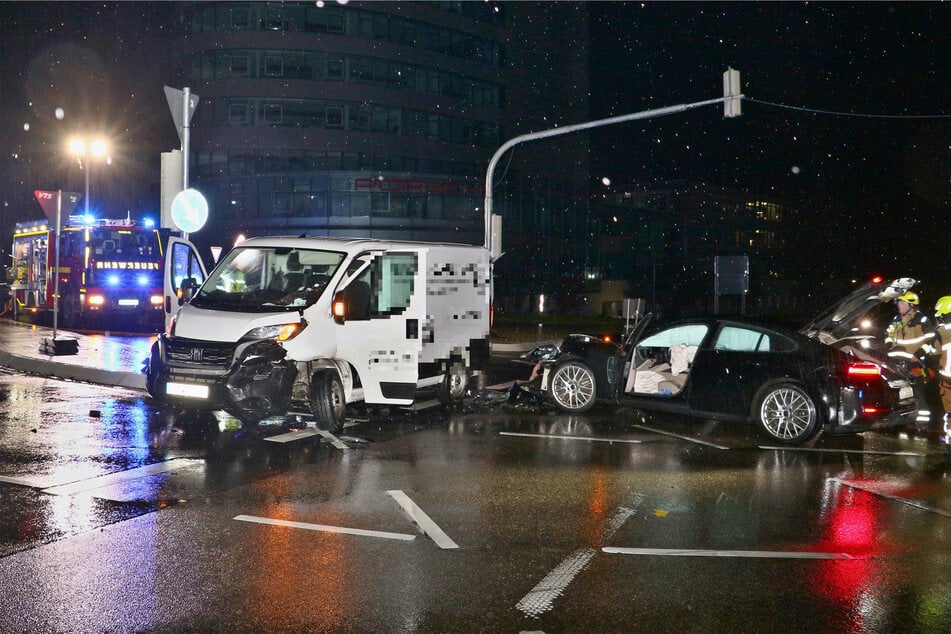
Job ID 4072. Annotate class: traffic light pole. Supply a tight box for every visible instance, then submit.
[483,90,743,259]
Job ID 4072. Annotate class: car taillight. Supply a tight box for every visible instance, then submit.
[847,362,881,377]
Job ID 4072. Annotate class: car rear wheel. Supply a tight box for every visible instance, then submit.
[548,361,597,413]
[311,370,346,433]
[754,381,821,444]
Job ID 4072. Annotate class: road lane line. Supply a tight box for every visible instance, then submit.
[500,431,642,444]
[831,477,951,518]
[632,425,729,449]
[603,547,859,560]
[386,490,459,549]
[265,430,322,443]
[40,459,205,496]
[0,475,63,489]
[515,496,643,618]
[761,446,924,457]
[315,429,350,449]
[233,514,417,541]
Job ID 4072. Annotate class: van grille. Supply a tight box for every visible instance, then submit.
[166,338,235,371]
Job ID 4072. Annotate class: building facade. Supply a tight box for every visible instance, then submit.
[177,1,591,304]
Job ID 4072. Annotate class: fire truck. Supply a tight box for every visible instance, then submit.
[8,216,206,332]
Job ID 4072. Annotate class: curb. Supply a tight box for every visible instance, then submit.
[0,350,147,391]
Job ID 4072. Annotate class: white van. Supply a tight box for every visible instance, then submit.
[145,236,491,430]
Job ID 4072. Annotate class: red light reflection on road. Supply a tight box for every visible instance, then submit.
[810,484,887,631]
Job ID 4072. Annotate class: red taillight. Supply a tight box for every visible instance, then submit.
[847,362,881,377]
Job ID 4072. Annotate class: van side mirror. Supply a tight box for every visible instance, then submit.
[179,277,199,304]
[332,281,371,324]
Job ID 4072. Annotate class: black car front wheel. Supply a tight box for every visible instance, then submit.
[754,381,821,444]
[548,361,597,413]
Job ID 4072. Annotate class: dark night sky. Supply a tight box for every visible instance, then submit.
[1,2,949,285]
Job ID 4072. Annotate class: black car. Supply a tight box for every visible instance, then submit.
[536,277,919,444]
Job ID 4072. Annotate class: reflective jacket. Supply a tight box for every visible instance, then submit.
[885,309,937,363]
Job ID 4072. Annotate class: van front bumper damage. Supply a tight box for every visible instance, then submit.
[149,334,297,422]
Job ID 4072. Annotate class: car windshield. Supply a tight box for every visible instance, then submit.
[191,246,345,312]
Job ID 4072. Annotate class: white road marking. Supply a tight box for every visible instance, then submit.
[265,429,321,443]
[40,459,205,496]
[831,477,951,518]
[500,431,642,444]
[233,514,417,541]
[0,475,63,489]
[632,424,729,449]
[603,547,859,560]
[386,490,459,549]
[761,446,923,457]
[316,429,350,449]
[515,496,643,618]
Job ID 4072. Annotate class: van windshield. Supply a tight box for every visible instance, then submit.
[191,247,346,312]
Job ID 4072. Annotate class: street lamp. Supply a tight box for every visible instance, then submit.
[68,137,110,216]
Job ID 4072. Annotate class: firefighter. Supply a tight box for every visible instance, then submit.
[885,291,938,428]
[933,296,951,447]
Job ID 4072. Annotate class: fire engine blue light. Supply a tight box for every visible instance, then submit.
[108,274,120,286]
[83,214,95,225]
[143,218,155,228]
[137,275,150,286]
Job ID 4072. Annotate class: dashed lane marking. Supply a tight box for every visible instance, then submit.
[632,424,729,449]
[500,431,642,444]
[760,445,924,457]
[386,489,459,549]
[603,547,860,560]
[233,514,417,541]
[515,495,644,619]
[39,459,205,496]
[831,477,951,518]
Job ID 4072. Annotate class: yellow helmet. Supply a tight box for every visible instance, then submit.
[897,291,919,305]
[935,296,951,316]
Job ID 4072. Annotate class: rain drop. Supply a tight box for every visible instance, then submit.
[55,107,65,120]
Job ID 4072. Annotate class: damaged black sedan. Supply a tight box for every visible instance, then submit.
[536,278,919,444]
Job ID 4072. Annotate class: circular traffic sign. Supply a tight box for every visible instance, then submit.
[170,188,209,233]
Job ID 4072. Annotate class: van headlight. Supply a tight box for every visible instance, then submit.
[243,320,307,342]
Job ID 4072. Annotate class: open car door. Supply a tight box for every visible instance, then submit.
[163,236,208,330]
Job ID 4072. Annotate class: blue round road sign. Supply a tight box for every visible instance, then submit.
[171,188,209,233]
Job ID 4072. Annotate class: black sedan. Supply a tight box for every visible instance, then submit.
[537,279,920,444]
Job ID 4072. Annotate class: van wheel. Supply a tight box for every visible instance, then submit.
[436,361,468,405]
[311,370,346,433]
[60,291,80,329]
[753,381,821,445]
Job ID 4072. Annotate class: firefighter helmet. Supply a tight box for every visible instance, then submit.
[897,291,919,305]
[935,296,951,317]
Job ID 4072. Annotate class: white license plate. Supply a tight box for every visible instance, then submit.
[899,386,913,401]
[118,298,139,307]
[166,382,209,399]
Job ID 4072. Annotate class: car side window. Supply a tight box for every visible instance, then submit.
[714,325,797,352]
[638,324,708,348]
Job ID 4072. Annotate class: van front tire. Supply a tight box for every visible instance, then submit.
[311,370,346,433]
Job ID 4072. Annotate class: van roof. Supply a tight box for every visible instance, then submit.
[235,235,487,253]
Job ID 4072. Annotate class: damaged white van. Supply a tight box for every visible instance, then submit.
[144,236,491,431]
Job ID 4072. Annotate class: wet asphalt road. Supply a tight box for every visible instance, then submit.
[1,366,950,633]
